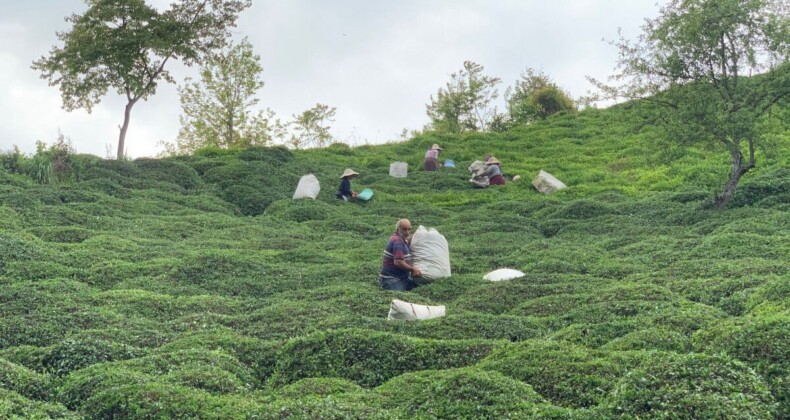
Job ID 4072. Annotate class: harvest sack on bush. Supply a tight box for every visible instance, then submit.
[483,268,525,281]
[389,162,408,178]
[532,170,567,194]
[387,299,446,321]
[444,159,456,168]
[292,174,320,199]
[410,225,451,283]
[468,160,490,187]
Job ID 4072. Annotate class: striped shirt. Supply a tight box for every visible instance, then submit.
[380,233,411,280]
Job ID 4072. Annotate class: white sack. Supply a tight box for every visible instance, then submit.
[532,170,567,194]
[483,268,525,282]
[389,162,408,178]
[292,174,320,199]
[468,160,490,187]
[410,225,451,283]
[387,299,446,321]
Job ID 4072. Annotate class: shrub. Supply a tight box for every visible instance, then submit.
[0,388,79,419]
[602,352,776,418]
[42,337,146,376]
[0,358,55,400]
[376,367,547,418]
[478,340,646,408]
[269,329,496,388]
[276,377,365,399]
[134,158,202,190]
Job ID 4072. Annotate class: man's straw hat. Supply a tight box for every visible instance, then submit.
[431,144,443,150]
[340,168,359,178]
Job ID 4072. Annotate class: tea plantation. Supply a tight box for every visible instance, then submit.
[1,104,789,418]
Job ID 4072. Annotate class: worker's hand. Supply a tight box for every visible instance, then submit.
[351,191,359,197]
[412,267,422,278]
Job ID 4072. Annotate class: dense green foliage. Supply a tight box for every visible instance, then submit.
[0,100,788,417]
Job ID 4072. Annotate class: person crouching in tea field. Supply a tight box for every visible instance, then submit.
[379,219,422,291]
[336,168,359,201]
[423,143,443,171]
[482,157,506,185]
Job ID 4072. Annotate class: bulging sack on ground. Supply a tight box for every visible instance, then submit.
[293,174,320,199]
[387,299,446,321]
[444,159,456,168]
[468,160,486,176]
[483,268,525,281]
[357,188,373,201]
[410,225,451,283]
[389,162,408,178]
[532,170,567,194]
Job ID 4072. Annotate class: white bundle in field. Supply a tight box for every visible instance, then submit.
[483,268,525,282]
[387,299,446,321]
[532,170,567,194]
[389,162,408,178]
[410,225,451,284]
[292,174,320,199]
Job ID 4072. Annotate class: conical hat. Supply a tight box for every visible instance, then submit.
[340,168,359,178]
[486,157,500,165]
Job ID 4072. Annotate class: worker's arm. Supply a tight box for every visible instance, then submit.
[395,258,421,278]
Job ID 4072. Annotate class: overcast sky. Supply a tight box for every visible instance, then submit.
[0,1,663,158]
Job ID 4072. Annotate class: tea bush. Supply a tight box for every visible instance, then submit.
[376,367,548,418]
[601,352,776,418]
[0,388,79,419]
[269,329,496,387]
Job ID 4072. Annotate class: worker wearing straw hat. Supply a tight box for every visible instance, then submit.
[482,157,506,185]
[336,168,360,201]
[423,144,443,171]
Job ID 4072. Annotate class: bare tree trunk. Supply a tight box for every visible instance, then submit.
[714,148,754,209]
[117,99,138,160]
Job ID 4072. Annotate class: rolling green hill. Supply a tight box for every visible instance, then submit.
[1,104,789,418]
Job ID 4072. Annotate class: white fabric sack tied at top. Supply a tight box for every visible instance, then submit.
[532,170,567,194]
[483,268,525,282]
[292,174,321,199]
[387,299,446,321]
[409,225,451,284]
[468,160,489,187]
[389,162,408,178]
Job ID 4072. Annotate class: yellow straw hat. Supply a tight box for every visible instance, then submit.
[431,144,443,150]
[340,168,359,178]
[485,157,500,165]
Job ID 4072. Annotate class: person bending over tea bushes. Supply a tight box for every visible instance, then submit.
[335,168,359,201]
[423,143,443,171]
[379,219,423,291]
[482,157,506,185]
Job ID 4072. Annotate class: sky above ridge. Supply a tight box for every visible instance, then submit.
[0,0,663,158]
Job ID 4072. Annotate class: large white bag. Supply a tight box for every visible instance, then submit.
[387,299,446,321]
[483,268,525,282]
[389,162,408,178]
[292,174,320,199]
[468,160,489,187]
[410,225,451,283]
[532,170,567,194]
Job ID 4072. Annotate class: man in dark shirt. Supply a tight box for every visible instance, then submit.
[379,219,422,291]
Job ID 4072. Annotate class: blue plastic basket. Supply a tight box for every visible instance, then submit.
[444,159,456,168]
[357,188,374,201]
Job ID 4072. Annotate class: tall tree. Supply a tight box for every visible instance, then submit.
[506,68,576,125]
[170,38,284,153]
[288,103,337,149]
[590,0,789,208]
[32,0,251,159]
[426,61,501,133]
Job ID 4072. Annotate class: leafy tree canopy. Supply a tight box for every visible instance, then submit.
[590,0,789,208]
[32,0,252,159]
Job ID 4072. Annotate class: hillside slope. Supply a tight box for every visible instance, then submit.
[1,106,789,418]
